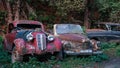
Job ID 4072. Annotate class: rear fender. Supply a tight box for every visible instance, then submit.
[14,38,25,55]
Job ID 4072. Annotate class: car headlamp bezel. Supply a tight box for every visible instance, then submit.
[47,35,55,41]
[26,33,33,41]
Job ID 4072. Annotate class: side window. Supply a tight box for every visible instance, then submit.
[95,24,107,30]
[100,24,107,30]
[8,23,14,33]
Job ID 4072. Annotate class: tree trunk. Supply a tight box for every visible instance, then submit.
[26,2,37,20]
[6,0,13,23]
[14,0,20,21]
[84,0,89,29]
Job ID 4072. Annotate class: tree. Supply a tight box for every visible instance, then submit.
[98,0,120,22]
[0,0,37,24]
[52,0,85,22]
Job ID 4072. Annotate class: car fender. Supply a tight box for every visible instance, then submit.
[3,38,7,50]
[13,38,26,55]
[53,38,62,51]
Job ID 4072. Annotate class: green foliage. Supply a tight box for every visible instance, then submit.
[0,44,11,64]
[101,42,120,57]
[49,0,85,16]
[0,36,3,43]
[115,44,120,56]
[28,12,37,20]
[0,11,7,24]
[97,0,120,22]
[101,42,118,50]
[90,54,109,62]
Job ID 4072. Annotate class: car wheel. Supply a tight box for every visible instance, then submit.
[56,47,64,61]
[11,47,23,63]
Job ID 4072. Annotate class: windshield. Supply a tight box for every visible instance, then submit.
[56,24,83,34]
[17,24,41,29]
[109,25,120,31]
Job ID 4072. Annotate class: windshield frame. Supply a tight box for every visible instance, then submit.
[108,24,120,31]
[54,24,84,35]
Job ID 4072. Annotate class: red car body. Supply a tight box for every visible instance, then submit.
[3,20,62,63]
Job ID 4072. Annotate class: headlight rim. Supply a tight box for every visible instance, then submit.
[47,35,55,41]
[26,33,33,41]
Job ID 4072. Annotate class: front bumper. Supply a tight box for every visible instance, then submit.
[64,49,103,55]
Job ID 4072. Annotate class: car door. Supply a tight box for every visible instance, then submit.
[5,23,16,51]
[111,31,120,40]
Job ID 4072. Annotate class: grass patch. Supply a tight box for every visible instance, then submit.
[101,42,120,57]
[0,44,11,64]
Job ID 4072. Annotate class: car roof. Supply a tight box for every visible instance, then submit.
[11,20,42,27]
[55,23,80,25]
[95,22,120,26]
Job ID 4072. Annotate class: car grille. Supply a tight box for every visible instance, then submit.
[82,42,91,49]
[63,41,91,52]
[36,34,46,50]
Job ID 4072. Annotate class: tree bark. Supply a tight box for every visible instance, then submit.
[14,0,20,21]
[84,0,89,29]
[26,2,37,19]
[6,0,13,23]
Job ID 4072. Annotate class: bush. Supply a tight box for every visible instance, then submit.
[0,36,3,44]
[101,42,118,50]
[90,54,109,62]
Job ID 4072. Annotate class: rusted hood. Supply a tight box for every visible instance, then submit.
[58,33,87,42]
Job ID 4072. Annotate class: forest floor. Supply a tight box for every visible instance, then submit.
[87,56,120,68]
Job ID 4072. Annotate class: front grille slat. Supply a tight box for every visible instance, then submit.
[36,34,46,50]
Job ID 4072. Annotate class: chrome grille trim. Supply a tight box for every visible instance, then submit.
[82,41,91,49]
[36,34,46,50]
[63,41,91,52]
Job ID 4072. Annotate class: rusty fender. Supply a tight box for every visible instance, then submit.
[47,38,62,53]
[14,38,26,55]
[53,38,62,51]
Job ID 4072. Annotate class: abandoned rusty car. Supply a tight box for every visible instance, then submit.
[53,24,102,55]
[87,22,120,43]
[3,20,63,63]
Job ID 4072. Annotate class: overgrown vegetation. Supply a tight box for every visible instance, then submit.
[1,35,120,68]
[101,42,120,57]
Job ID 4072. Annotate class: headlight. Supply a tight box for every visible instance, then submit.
[82,39,86,42]
[82,38,89,42]
[47,35,54,41]
[26,33,33,41]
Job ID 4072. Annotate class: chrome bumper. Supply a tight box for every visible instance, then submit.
[64,49,103,55]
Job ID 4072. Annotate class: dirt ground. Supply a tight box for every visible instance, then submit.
[101,57,120,68]
[91,57,120,68]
